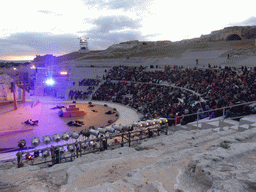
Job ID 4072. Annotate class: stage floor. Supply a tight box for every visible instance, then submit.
[0,101,121,150]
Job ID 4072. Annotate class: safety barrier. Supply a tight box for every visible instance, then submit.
[14,123,168,168]
[170,100,256,129]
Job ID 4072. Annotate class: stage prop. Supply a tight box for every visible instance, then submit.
[58,105,86,117]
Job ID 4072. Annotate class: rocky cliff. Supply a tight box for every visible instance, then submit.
[200,26,256,42]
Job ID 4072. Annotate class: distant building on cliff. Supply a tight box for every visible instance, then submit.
[79,37,89,53]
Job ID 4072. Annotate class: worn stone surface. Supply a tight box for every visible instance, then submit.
[1,126,256,191]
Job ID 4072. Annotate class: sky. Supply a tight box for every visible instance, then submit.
[1,0,256,61]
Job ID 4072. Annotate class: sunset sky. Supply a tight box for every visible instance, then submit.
[1,0,256,60]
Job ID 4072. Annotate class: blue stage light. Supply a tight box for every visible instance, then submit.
[45,78,55,86]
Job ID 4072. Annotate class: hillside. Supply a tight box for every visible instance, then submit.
[56,51,103,63]
[57,39,255,63]
[47,26,256,63]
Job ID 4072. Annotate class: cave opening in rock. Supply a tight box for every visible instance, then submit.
[226,34,242,41]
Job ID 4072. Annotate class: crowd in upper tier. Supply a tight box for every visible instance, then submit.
[78,78,100,86]
[104,65,145,81]
[92,65,256,124]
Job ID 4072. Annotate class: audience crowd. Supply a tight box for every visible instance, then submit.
[78,78,100,86]
[68,78,102,100]
[105,65,145,81]
[69,90,92,100]
[92,65,256,125]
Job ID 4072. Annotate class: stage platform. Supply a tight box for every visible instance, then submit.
[0,98,140,158]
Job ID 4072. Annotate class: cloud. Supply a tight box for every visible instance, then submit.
[92,16,140,33]
[228,16,256,27]
[0,15,153,58]
[37,10,63,16]
[0,32,79,57]
[38,10,52,14]
[83,0,149,11]
[79,15,147,49]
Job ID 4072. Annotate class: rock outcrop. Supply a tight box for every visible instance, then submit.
[200,26,256,42]
[175,129,256,192]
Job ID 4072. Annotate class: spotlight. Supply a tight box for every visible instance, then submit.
[45,78,55,86]
[120,124,129,131]
[80,130,90,138]
[81,142,87,150]
[105,126,115,133]
[31,137,40,147]
[112,124,123,131]
[146,120,153,126]
[25,153,33,160]
[18,139,26,149]
[97,128,107,134]
[42,149,49,158]
[62,132,70,141]
[139,121,147,127]
[154,119,161,124]
[58,146,64,153]
[43,135,51,144]
[89,129,99,136]
[53,134,61,143]
[67,144,75,153]
[71,131,79,140]
[159,118,168,123]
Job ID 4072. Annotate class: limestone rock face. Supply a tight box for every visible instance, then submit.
[178,131,256,192]
[201,26,256,41]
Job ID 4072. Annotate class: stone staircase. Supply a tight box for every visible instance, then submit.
[181,49,228,59]
[221,55,247,65]
[88,81,105,100]
[175,114,256,133]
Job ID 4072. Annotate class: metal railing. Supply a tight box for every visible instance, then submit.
[169,100,256,129]
[11,123,168,168]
